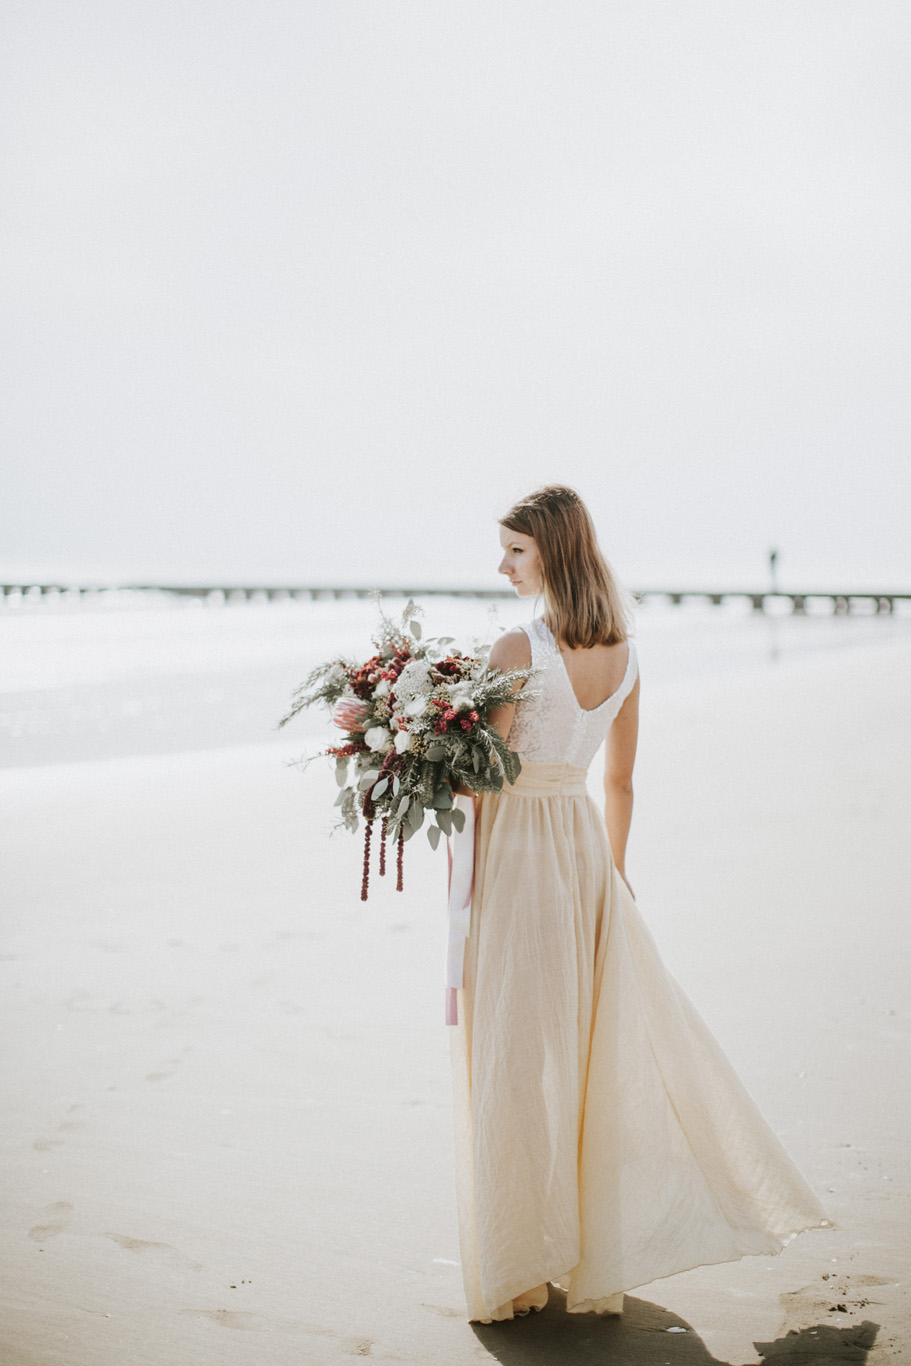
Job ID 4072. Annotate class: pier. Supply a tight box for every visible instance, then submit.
[1,583,909,615]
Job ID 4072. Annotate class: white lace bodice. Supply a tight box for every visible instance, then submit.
[506,617,638,769]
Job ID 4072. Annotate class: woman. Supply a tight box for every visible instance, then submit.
[449,484,828,1324]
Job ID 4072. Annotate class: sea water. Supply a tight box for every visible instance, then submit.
[1,590,909,770]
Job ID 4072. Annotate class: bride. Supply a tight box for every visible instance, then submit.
[448,484,828,1323]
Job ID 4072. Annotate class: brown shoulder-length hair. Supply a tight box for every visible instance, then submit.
[500,484,634,648]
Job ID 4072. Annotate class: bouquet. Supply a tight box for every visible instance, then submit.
[279,601,533,899]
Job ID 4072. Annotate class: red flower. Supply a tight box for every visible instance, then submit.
[432,654,468,679]
[349,654,383,699]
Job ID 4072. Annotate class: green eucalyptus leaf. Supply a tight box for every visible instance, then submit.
[335,760,348,788]
[427,824,442,850]
[372,777,389,797]
[436,808,453,837]
[409,618,422,641]
[451,806,466,834]
[408,802,424,832]
[432,786,453,810]
[392,775,401,796]
[425,745,447,762]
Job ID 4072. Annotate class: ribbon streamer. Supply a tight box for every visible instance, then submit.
[445,794,475,1026]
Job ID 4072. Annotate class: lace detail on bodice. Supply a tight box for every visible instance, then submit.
[507,618,637,770]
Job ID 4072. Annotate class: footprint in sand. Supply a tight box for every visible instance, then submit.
[105,1234,203,1271]
[29,1201,73,1241]
[145,1049,191,1083]
[180,1309,315,1335]
[34,1103,84,1150]
[182,1309,266,1331]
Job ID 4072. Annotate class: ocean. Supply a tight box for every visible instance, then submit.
[2,589,909,770]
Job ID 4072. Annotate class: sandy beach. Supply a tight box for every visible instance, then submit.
[1,638,908,1365]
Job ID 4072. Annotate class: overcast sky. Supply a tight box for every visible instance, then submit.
[2,1,909,590]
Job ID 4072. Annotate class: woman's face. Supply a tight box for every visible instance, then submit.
[498,525,543,597]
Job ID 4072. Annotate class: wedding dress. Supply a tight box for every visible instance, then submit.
[449,617,828,1323]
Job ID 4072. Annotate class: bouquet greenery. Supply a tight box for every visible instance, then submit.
[279,601,533,899]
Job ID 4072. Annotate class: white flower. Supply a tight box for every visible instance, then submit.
[405,696,427,718]
[394,660,433,708]
[364,725,392,752]
[450,688,475,712]
[394,729,413,754]
[373,678,391,698]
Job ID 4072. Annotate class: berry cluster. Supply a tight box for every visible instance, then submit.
[431,698,481,736]
[327,740,365,758]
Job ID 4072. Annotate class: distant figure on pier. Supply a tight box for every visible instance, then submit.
[769,548,779,593]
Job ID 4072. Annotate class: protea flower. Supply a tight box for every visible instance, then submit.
[332,696,369,732]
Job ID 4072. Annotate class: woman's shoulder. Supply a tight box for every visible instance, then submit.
[487,625,532,672]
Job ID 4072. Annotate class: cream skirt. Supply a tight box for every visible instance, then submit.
[449,761,828,1323]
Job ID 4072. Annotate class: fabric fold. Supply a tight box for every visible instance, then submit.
[445,793,475,1025]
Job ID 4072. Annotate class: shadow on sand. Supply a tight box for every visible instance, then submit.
[472,1288,879,1365]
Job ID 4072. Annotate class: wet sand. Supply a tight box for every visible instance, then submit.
[0,639,908,1364]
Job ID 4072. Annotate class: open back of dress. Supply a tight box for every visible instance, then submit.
[449,617,827,1323]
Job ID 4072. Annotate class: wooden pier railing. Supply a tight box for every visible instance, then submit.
[1,583,909,615]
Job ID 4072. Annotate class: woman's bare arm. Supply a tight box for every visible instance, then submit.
[451,629,530,796]
[484,628,531,741]
[603,672,639,894]
[447,628,527,797]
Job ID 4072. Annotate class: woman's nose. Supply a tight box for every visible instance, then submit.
[498,556,510,575]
